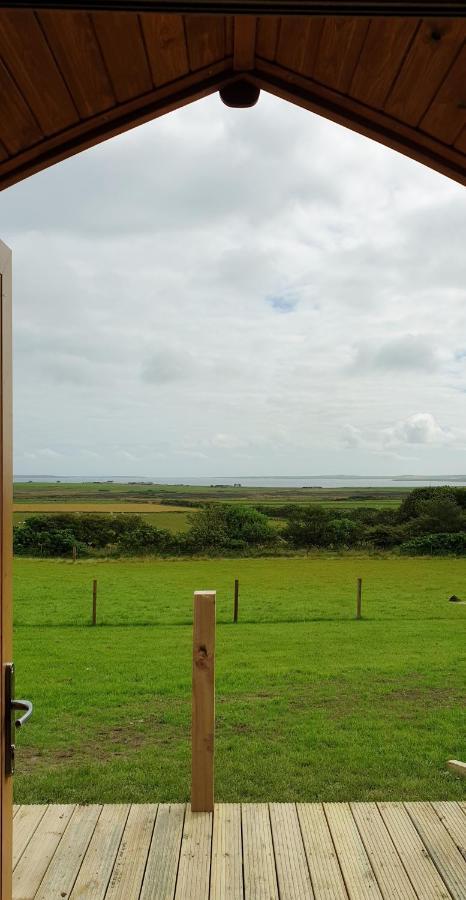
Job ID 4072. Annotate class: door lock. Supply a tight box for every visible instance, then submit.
[5,663,33,776]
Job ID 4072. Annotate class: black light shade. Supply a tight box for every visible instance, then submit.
[219,81,261,109]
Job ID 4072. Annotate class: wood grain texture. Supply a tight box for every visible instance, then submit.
[269,803,314,899]
[351,802,418,899]
[378,801,453,900]
[242,804,279,900]
[385,18,466,126]
[256,15,280,60]
[276,15,324,76]
[105,804,158,900]
[432,802,466,862]
[313,16,369,93]
[0,59,42,155]
[70,804,129,899]
[92,12,152,102]
[297,803,348,899]
[141,14,190,85]
[233,16,257,70]
[12,806,47,871]
[185,15,226,70]
[0,10,78,136]
[140,804,185,900]
[325,803,383,899]
[210,804,243,899]
[350,17,419,108]
[13,805,76,900]
[174,807,212,900]
[405,801,466,900]
[33,805,101,900]
[11,803,466,899]
[38,10,115,117]
[191,590,216,813]
[420,43,466,144]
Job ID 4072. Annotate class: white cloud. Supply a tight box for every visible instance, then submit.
[341,425,368,449]
[381,413,453,448]
[211,433,247,450]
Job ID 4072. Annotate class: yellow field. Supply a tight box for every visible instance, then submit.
[13,503,191,513]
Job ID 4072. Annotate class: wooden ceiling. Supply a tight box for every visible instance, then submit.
[0,9,464,189]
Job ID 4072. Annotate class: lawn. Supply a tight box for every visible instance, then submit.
[13,556,465,805]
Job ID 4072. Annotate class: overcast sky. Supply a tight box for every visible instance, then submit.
[1,90,465,478]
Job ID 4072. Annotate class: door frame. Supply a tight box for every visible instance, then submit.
[0,240,13,900]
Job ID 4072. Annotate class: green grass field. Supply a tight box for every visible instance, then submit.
[13,480,407,509]
[13,556,465,805]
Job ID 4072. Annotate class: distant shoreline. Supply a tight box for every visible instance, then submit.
[12,475,466,488]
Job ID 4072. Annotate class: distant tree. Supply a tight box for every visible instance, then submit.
[283,507,333,548]
[413,496,466,535]
[398,486,458,521]
[118,522,171,553]
[188,504,276,549]
[327,517,361,548]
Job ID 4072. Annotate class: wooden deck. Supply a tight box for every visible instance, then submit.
[12,801,466,899]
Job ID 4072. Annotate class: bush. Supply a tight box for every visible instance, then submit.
[399,532,466,556]
[283,507,364,548]
[14,520,90,557]
[188,504,276,550]
[13,513,174,558]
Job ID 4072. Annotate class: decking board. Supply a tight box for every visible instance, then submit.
[12,801,465,899]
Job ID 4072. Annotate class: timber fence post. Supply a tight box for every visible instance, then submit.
[356,577,362,620]
[192,590,216,812]
[92,579,97,626]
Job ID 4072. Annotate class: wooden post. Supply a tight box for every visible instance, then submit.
[92,579,97,626]
[447,759,466,778]
[192,590,216,812]
[72,545,77,562]
[356,577,362,619]
[234,578,239,623]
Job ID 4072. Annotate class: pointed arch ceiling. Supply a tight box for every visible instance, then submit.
[0,8,464,189]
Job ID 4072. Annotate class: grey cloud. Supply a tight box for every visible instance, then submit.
[350,336,439,374]
[141,349,191,385]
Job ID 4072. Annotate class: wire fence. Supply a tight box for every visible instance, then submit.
[13,557,465,628]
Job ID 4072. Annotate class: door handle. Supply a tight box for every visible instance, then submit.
[5,664,33,775]
[12,699,33,729]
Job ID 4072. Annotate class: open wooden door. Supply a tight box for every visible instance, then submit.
[0,240,13,900]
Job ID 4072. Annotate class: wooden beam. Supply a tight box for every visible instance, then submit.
[192,591,216,813]
[447,760,466,778]
[3,2,465,16]
[254,62,466,186]
[234,16,257,70]
[0,62,232,191]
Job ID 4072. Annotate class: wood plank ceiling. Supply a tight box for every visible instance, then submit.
[0,9,464,188]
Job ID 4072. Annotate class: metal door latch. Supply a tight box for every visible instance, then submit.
[5,663,33,776]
